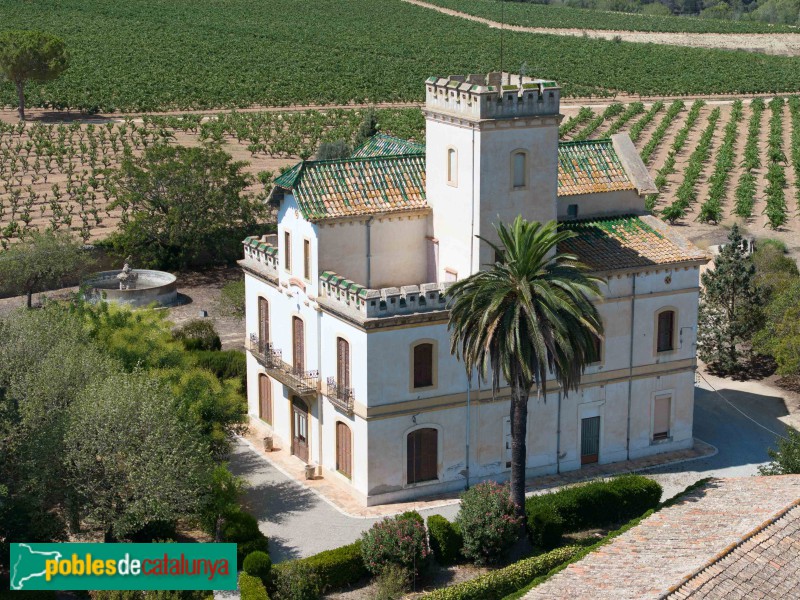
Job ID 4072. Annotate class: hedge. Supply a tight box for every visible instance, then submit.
[270,540,367,594]
[422,546,580,600]
[243,550,272,585]
[526,503,563,550]
[427,514,463,565]
[525,475,661,536]
[221,510,269,568]
[239,572,269,600]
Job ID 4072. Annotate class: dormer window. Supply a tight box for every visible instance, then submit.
[512,151,527,189]
[447,147,458,186]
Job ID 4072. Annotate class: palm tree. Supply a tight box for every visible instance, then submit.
[447,216,604,518]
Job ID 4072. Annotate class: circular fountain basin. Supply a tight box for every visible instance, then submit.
[84,269,178,308]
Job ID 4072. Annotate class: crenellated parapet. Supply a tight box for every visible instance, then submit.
[242,234,278,274]
[319,271,452,319]
[425,73,560,121]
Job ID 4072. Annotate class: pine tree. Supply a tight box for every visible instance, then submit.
[697,224,764,374]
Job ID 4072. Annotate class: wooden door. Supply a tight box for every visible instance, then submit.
[336,422,352,478]
[292,317,304,372]
[258,374,272,424]
[581,416,600,465]
[291,398,309,462]
[258,297,269,347]
[407,428,438,484]
[337,338,350,390]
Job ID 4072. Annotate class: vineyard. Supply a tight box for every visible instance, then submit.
[423,0,796,33]
[4,0,800,112]
[3,96,800,253]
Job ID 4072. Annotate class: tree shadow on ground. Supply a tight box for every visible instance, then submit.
[705,354,777,382]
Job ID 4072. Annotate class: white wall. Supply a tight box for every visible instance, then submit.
[277,194,320,297]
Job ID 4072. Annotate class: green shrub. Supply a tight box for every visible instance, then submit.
[239,572,269,600]
[361,513,430,576]
[219,278,245,319]
[374,565,411,600]
[190,349,246,389]
[243,550,272,586]
[270,560,322,600]
[173,320,222,351]
[422,546,579,600]
[397,509,424,525]
[427,514,463,565]
[269,541,367,595]
[524,475,661,536]
[222,510,269,568]
[456,482,522,566]
[527,503,563,550]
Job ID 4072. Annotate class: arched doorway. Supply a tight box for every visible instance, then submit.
[291,396,309,463]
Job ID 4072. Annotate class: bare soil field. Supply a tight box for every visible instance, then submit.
[403,0,800,57]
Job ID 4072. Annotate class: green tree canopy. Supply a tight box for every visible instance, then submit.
[108,144,268,269]
[0,30,68,120]
[697,224,764,374]
[0,229,92,308]
[447,217,603,516]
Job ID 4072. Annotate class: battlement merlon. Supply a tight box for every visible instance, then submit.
[424,73,561,121]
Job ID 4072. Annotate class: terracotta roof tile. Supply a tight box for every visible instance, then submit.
[559,215,707,271]
[558,140,635,196]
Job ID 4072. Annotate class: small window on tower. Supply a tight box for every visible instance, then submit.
[512,151,526,188]
[568,204,579,219]
[447,148,457,186]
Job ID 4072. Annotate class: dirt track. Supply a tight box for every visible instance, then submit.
[403,0,800,57]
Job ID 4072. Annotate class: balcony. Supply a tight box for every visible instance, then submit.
[325,377,355,414]
[248,334,319,399]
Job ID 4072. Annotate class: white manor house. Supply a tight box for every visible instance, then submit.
[240,73,708,506]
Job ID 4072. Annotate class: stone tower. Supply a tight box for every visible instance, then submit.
[423,73,562,281]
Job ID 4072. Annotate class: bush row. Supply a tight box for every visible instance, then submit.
[422,546,579,600]
[222,510,269,568]
[269,540,367,596]
[525,475,661,543]
[239,572,269,600]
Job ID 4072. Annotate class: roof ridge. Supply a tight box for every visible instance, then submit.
[559,138,612,147]
[303,152,424,167]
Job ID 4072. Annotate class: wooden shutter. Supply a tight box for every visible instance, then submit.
[337,337,350,389]
[654,395,671,440]
[304,239,311,280]
[407,428,437,484]
[336,422,352,478]
[413,343,433,388]
[259,374,272,424]
[258,297,269,345]
[284,231,291,271]
[293,317,304,372]
[657,311,675,352]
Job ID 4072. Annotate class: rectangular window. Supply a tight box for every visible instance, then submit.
[447,148,457,185]
[337,337,350,390]
[303,239,311,280]
[591,334,602,364]
[657,311,675,352]
[284,230,292,271]
[653,394,671,440]
[513,152,526,188]
[413,343,434,389]
[567,204,579,219]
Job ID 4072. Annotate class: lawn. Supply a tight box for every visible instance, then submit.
[3,0,800,112]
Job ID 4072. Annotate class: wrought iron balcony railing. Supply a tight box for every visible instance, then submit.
[325,376,355,414]
[248,334,319,398]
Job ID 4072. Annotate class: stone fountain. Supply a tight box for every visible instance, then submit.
[83,257,178,308]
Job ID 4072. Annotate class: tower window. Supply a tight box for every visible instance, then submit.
[512,151,527,188]
[657,310,676,352]
[447,148,457,186]
[568,204,579,219]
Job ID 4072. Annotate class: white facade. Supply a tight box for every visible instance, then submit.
[241,74,707,506]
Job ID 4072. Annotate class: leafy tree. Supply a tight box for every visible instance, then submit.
[0,30,68,120]
[0,230,92,308]
[447,217,603,519]
[219,278,246,319]
[354,109,378,148]
[64,371,214,540]
[108,144,267,269]
[753,280,800,376]
[697,224,765,374]
[759,429,800,475]
[315,139,351,160]
[201,465,244,541]
[752,239,799,296]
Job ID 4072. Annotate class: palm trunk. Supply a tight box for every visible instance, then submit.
[509,364,531,522]
[26,289,32,309]
[15,81,25,121]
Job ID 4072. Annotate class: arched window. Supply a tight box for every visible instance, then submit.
[292,316,305,371]
[337,337,350,391]
[336,422,352,478]
[447,148,457,186]
[258,297,269,346]
[258,374,272,425]
[412,342,434,389]
[407,428,438,484]
[512,151,527,188]
[656,310,676,352]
